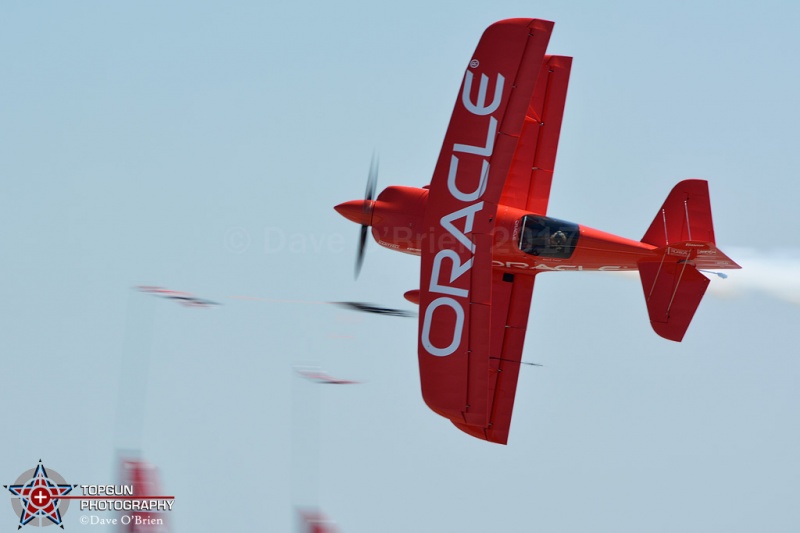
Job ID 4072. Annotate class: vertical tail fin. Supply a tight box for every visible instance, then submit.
[639,180,740,341]
[642,179,715,247]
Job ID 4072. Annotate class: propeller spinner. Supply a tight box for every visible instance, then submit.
[334,155,378,279]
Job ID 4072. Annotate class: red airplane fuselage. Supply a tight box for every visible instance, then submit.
[336,185,661,277]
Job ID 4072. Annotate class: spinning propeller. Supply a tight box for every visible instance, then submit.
[335,155,378,279]
[333,156,417,318]
[332,301,416,318]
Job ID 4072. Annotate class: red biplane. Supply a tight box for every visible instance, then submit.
[335,18,740,444]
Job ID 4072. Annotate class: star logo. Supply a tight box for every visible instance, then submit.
[5,461,76,529]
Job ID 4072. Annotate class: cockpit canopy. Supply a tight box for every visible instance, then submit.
[518,215,580,259]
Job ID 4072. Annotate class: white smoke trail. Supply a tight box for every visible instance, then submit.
[704,248,800,306]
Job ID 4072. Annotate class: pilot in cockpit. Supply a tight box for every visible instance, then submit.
[549,230,567,252]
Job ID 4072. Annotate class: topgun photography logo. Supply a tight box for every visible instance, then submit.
[4,460,174,530]
[4,460,75,529]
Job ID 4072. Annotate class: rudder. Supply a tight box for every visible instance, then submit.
[642,179,715,247]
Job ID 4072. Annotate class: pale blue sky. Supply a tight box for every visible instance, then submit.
[1,1,799,532]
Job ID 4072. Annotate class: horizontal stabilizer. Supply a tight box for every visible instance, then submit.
[639,259,709,342]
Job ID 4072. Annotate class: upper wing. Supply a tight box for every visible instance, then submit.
[418,19,553,442]
[499,54,572,214]
[452,271,535,444]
